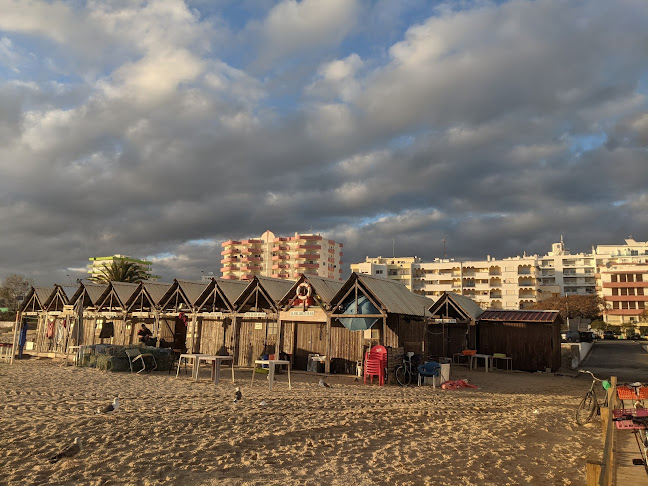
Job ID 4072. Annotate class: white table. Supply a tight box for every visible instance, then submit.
[176,353,207,380]
[470,353,492,372]
[65,345,82,366]
[195,355,235,384]
[251,359,291,391]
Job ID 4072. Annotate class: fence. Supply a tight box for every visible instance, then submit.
[586,376,617,486]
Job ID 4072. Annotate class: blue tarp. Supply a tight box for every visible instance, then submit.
[337,295,380,331]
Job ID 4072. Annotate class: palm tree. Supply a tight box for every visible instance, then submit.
[89,259,151,283]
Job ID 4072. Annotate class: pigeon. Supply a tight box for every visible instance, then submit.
[318,378,331,388]
[234,387,242,403]
[96,397,119,414]
[48,437,82,464]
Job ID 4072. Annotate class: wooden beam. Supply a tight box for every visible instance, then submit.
[9,311,20,364]
[325,316,332,374]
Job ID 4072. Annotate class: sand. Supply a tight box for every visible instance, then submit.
[0,359,601,485]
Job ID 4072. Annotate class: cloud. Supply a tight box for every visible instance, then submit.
[0,0,647,287]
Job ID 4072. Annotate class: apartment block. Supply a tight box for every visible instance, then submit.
[221,230,343,281]
[351,237,648,318]
[599,262,648,325]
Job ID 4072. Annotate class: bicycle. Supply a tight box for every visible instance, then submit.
[575,370,610,425]
[395,352,419,387]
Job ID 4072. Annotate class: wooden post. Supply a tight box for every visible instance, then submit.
[382,315,387,346]
[586,460,601,486]
[275,317,282,359]
[597,376,616,486]
[325,316,331,374]
[9,311,20,364]
[231,315,238,365]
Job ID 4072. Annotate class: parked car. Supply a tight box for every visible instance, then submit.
[603,330,616,340]
[579,331,595,343]
[562,330,581,343]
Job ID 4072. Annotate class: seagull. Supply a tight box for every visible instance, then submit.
[318,378,332,388]
[234,387,242,403]
[96,397,119,414]
[47,437,82,464]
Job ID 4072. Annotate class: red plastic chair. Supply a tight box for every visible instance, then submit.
[364,345,388,386]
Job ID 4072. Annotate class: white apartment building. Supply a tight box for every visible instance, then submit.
[350,256,421,289]
[221,230,343,281]
[351,237,648,317]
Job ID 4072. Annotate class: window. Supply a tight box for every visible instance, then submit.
[613,302,619,309]
[611,275,617,282]
[637,274,643,282]
[612,288,618,296]
[267,321,278,335]
[375,270,383,275]
[638,288,644,296]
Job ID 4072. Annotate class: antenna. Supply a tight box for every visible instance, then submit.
[442,233,448,258]
[67,274,73,285]
[393,239,395,258]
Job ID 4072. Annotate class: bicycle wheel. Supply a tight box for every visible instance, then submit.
[576,391,598,425]
[395,365,410,387]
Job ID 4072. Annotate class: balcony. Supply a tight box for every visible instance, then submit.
[222,240,241,246]
[272,255,289,261]
[272,245,290,252]
[240,265,261,271]
[221,248,240,256]
[221,258,238,264]
[295,253,319,260]
[221,275,237,280]
[296,234,322,241]
[241,273,255,280]
[241,257,261,262]
[295,263,320,269]
[272,273,290,279]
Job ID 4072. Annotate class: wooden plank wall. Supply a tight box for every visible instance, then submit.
[236,320,274,367]
[328,324,363,374]
[292,321,327,370]
[427,322,474,359]
[196,318,235,356]
[478,321,560,371]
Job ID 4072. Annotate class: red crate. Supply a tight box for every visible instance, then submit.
[617,386,639,400]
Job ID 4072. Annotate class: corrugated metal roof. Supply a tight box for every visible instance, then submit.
[35,287,55,306]
[213,279,249,307]
[60,286,78,300]
[354,274,435,317]
[479,309,561,323]
[110,282,140,306]
[142,281,173,305]
[84,284,108,305]
[303,275,345,305]
[428,292,485,321]
[175,280,211,306]
[255,276,296,303]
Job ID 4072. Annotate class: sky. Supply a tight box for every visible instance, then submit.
[1,0,648,286]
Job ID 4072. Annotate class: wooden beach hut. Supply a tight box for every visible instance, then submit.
[124,280,174,345]
[65,282,108,348]
[328,273,435,373]
[426,291,484,360]
[93,282,140,346]
[277,274,345,372]
[20,286,54,354]
[193,278,248,356]
[231,276,294,366]
[477,309,563,372]
[157,279,212,353]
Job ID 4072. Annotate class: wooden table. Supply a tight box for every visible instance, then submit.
[251,359,291,391]
[195,355,235,385]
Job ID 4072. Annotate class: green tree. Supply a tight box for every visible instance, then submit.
[0,273,34,313]
[530,294,606,322]
[89,259,151,284]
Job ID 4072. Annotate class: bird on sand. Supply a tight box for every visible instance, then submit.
[47,437,82,464]
[318,378,332,388]
[234,387,242,403]
[96,397,119,414]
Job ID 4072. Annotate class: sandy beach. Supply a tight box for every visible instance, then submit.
[1,359,601,485]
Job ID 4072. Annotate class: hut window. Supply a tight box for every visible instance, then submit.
[267,321,277,335]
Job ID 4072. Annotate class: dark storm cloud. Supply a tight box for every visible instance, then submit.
[0,0,647,285]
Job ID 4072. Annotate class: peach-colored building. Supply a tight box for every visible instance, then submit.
[220,230,343,281]
[599,262,648,325]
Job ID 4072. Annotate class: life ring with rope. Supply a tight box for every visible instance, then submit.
[296,282,312,301]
